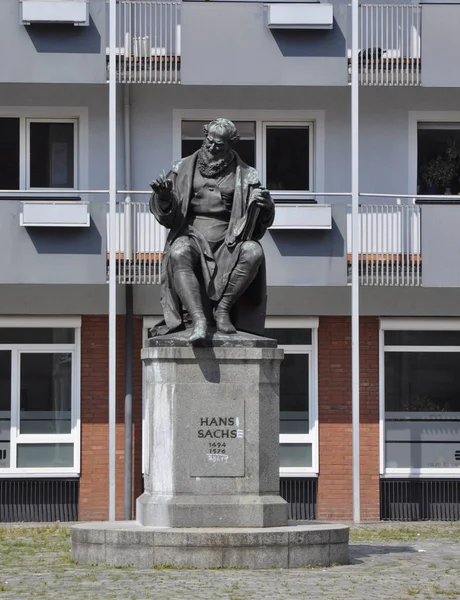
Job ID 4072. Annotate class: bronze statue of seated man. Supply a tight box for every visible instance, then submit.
[150,118,274,343]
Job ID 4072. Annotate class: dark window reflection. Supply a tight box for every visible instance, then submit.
[30,122,74,188]
[265,328,312,345]
[385,352,460,412]
[0,118,20,190]
[20,353,72,434]
[385,330,460,346]
[266,126,310,191]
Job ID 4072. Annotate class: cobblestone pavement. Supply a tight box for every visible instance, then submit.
[1,525,460,599]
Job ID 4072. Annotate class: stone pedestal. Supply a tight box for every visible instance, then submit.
[71,330,350,569]
[136,331,288,528]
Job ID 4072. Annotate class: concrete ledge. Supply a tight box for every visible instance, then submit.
[136,492,288,528]
[72,522,349,569]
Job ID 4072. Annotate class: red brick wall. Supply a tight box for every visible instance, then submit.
[317,316,380,521]
[79,315,143,521]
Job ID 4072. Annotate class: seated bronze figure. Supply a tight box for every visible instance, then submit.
[150,118,275,343]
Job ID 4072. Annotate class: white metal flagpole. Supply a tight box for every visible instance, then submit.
[108,0,117,522]
[351,0,360,523]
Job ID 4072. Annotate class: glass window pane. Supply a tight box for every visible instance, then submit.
[266,126,310,191]
[0,328,74,344]
[279,354,309,434]
[385,330,460,346]
[385,442,460,470]
[20,353,72,434]
[265,328,312,345]
[0,351,11,468]
[417,127,460,195]
[385,352,460,413]
[29,122,75,188]
[17,443,73,468]
[280,443,312,468]
[0,118,20,190]
[181,120,256,167]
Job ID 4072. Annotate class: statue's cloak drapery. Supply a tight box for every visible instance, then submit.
[150,150,274,336]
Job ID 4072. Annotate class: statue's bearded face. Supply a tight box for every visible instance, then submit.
[197,128,234,178]
[202,130,232,162]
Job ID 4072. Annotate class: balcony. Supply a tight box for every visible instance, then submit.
[107,0,181,84]
[349,4,421,86]
[106,2,421,87]
[108,200,423,286]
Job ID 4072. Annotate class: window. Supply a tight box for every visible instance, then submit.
[0,117,78,191]
[381,319,460,476]
[0,318,81,475]
[417,123,460,195]
[180,118,315,200]
[265,319,319,476]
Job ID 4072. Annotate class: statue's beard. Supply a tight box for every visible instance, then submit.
[196,146,234,178]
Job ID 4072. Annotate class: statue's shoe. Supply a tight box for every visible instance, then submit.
[215,312,237,335]
[188,319,209,344]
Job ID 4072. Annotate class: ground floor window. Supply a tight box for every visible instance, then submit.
[265,317,319,476]
[142,317,319,477]
[0,317,81,476]
[381,318,460,476]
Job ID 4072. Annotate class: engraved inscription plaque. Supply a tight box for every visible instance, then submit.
[189,396,245,477]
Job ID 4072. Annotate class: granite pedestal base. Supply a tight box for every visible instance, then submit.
[71,522,349,569]
[138,331,289,528]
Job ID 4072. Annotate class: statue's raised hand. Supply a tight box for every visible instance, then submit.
[150,174,173,202]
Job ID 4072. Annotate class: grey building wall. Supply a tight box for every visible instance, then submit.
[262,206,347,286]
[0,202,106,284]
[130,85,460,198]
[421,5,460,87]
[181,3,348,86]
[0,0,106,84]
[421,205,460,287]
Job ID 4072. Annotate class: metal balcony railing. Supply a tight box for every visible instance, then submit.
[107,0,181,84]
[350,4,421,86]
[110,200,422,287]
[347,203,422,286]
[107,201,165,284]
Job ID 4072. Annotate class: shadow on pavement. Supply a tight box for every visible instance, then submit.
[349,543,418,564]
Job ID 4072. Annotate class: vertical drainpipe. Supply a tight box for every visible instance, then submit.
[124,84,134,520]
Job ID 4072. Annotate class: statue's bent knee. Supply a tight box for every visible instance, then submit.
[169,238,196,265]
[240,240,263,267]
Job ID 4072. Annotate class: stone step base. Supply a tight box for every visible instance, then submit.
[71,521,349,569]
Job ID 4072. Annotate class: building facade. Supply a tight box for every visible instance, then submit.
[1,0,460,522]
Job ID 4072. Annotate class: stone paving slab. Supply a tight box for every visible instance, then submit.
[1,526,460,599]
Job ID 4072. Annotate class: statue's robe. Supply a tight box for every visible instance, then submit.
[150,150,274,336]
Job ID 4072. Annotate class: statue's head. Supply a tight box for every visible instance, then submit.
[202,119,240,162]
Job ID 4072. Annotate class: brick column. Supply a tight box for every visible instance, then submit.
[317,317,353,520]
[359,317,380,521]
[317,316,380,521]
[79,315,143,521]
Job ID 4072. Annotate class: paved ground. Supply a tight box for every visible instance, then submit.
[0,523,460,599]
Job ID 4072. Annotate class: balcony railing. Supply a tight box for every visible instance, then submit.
[107,0,181,84]
[109,201,422,286]
[108,2,421,87]
[347,203,421,286]
[350,4,422,86]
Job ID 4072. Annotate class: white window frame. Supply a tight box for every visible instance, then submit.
[173,109,325,202]
[143,316,319,478]
[380,317,460,478]
[408,111,460,196]
[267,317,319,477]
[0,106,89,195]
[0,316,81,477]
[25,118,78,191]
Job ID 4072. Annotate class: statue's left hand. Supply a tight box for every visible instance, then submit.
[250,187,273,211]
